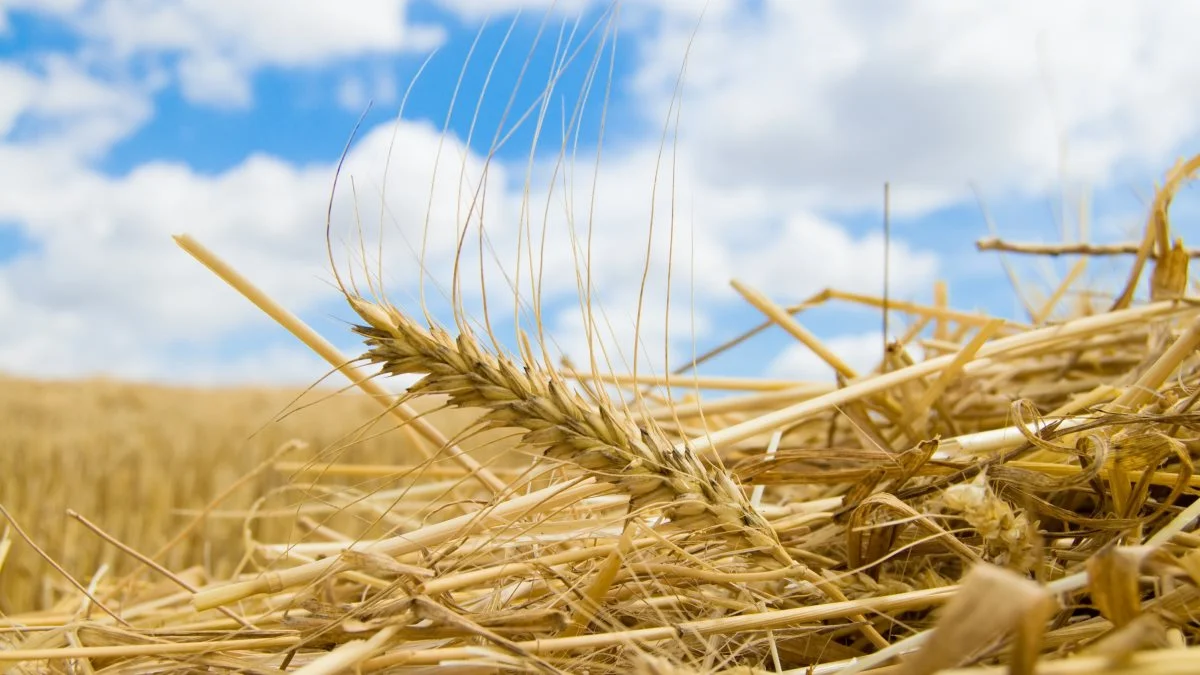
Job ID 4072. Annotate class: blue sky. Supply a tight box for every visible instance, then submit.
[0,1,1197,388]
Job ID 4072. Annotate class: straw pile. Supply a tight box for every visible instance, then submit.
[5,149,1200,672]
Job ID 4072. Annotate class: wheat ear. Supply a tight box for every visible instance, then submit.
[349,297,792,565]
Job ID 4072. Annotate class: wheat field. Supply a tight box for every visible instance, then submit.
[0,374,495,615]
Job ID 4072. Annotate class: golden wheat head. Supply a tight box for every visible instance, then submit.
[349,296,792,565]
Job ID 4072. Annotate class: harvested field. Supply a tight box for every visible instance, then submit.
[0,375,498,614]
[5,6,1200,675]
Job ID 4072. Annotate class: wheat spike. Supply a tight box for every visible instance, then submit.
[349,296,792,566]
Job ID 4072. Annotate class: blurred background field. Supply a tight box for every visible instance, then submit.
[0,374,491,614]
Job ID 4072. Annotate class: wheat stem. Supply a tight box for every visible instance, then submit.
[192,480,608,610]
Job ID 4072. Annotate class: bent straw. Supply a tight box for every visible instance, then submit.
[684,300,1191,454]
[937,312,1200,460]
[174,233,506,495]
[977,237,1200,258]
[829,319,1200,675]
[0,637,304,665]
[1109,313,1200,412]
[823,288,1032,331]
[731,279,859,380]
[827,493,1200,675]
[192,479,608,610]
[361,585,959,667]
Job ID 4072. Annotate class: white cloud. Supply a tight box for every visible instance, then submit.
[337,72,398,113]
[0,89,939,386]
[3,0,1197,388]
[542,270,723,378]
[0,55,150,158]
[499,136,938,375]
[734,214,937,305]
[768,331,889,382]
[0,63,38,135]
[337,77,370,113]
[175,52,250,107]
[0,116,518,384]
[632,0,1200,215]
[25,1,444,107]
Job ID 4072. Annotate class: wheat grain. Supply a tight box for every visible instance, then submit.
[349,296,792,566]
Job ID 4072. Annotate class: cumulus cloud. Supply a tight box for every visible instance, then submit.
[0,112,519,382]
[632,0,1200,215]
[503,140,938,374]
[0,55,150,158]
[16,0,445,107]
[0,42,502,382]
[2,1,1196,387]
[0,82,937,386]
[0,64,38,135]
[768,331,889,382]
[337,72,398,113]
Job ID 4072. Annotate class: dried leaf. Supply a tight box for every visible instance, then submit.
[899,563,1056,675]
